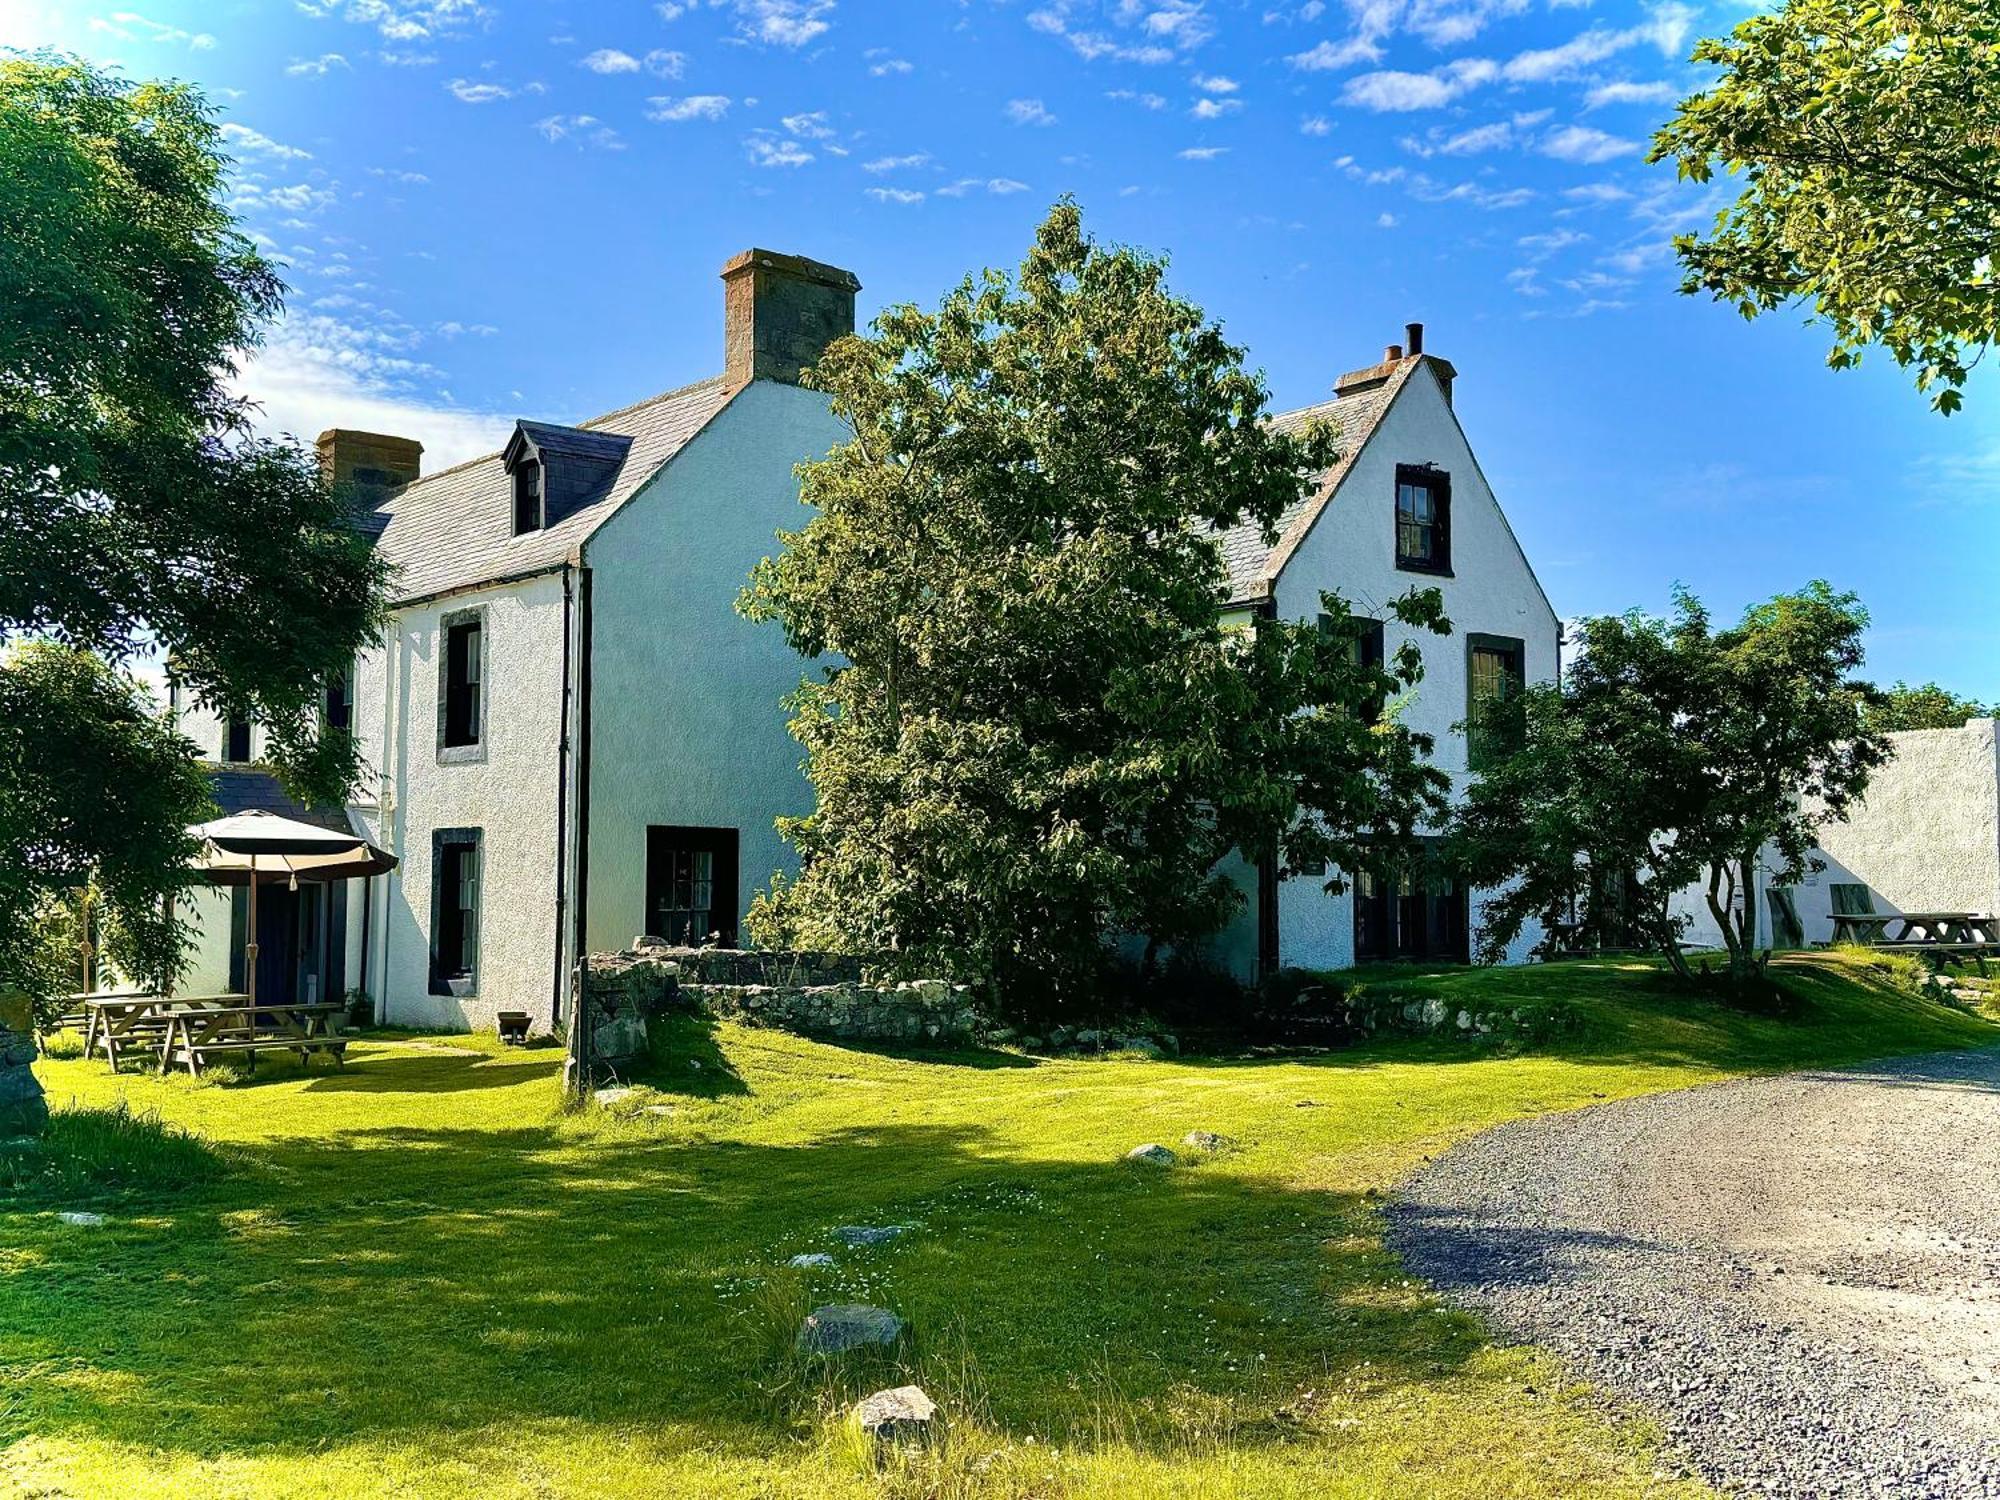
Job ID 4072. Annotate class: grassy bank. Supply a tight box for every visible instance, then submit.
[2,952,1991,1498]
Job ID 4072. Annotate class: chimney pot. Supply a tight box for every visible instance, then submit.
[1385,343,1403,362]
[1405,321,1424,356]
[721,248,862,387]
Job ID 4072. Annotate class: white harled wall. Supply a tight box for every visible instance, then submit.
[1257,360,1560,976]
[349,571,572,1031]
[581,379,849,955]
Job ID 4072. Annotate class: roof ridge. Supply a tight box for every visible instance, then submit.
[388,373,731,497]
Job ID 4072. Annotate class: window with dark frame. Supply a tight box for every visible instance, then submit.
[646,826,740,947]
[513,456,543,535]
[325,668,353,732]
[429,829,482,994]
[440,614,483,752]
[1394,464,1451,574]
[1466,633,1526,770]
[1352,840,1470,963]
[224,715,252,763]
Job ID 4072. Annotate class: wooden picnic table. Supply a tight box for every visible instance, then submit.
[82,993,247,1071]
[1829,911,1999,947]
[158,1001,348,1076]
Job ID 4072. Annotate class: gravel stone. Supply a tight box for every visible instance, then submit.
[796,1303,905,1355]
[1390,1048,2000,1500]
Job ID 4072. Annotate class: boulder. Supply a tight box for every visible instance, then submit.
[856,1384,937,1441]
[593,1087,637,1108]
[1125,1143,1177,1167]
[789,1252,835,1269]
[797,1303,905,1355]
[58,1211,106,1227]
[833,1224,910,1247]
[1181,1130,1232,1152]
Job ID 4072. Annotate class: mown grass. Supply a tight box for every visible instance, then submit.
[1,951,1992,1499]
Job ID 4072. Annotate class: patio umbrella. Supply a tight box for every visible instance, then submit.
[190,811,397,1004]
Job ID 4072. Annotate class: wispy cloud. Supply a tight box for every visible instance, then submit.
[1006,97,1057,126]
[295,0,493,45]
[219,123,313,161]
[445,77,510,102]
[1027,0,1213,65]
[781,110,836,139]
[862,152,931,173]
[867,51,913,76]
[1191,97,1241,119]
[1178,145,1230,160]
[1541,124,1641,164]
[937,176,1032,197]
[88,11,216,48]
[744,130,813,167]
[1107,89,1167,109]
[580,47,686,76]
[1585,79,1678,110]
[729,0,836,47]
[646,94,731,121]
[536,113,626,149]
[285,53,351,77]
[865,186,924,204]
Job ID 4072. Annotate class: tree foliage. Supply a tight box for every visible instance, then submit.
[742,203,1450,1011]
[0,57,387,1003]
[1865,679,1990,732]
[1453,584,1888,985]
[1649,0,2000,412]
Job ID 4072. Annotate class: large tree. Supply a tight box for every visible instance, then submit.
[1649,0,2000,413]
[1453,585,1888,986]
[741,203,1451,1011]
[1866,680,1991,733]
[0,57,386,1007]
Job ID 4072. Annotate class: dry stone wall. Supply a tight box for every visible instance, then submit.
[575,944,989,1069]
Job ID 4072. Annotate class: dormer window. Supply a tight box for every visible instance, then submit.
[513,457,543,535]
[503,419,634,540]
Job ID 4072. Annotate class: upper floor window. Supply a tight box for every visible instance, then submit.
[1466,633,1526,770]
[438,610,485,758]
[1395,464,1451,575]
[1319,612,1387,719]
[513,457,543,535]
[224,715,252,763]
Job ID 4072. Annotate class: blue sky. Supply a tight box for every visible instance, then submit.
[7,0,1996,698]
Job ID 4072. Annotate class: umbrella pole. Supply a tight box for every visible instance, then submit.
[246,855,259,1005]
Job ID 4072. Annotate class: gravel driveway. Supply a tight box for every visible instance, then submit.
[1390,1047,2000,1499]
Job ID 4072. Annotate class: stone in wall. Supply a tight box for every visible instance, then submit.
[0,990,49,1136]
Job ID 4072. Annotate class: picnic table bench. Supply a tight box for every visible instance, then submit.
[81,993,246,1071]
[1829,911,2000,947]
[158,1001,348,1076]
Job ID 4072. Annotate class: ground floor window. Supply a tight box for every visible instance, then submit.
[1352,842,1469,963]
[646,826,739,947]
[430,828,482,995]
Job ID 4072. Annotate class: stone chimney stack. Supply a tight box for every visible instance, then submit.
[721,248,862,387]
[315,428,423,527]
[1333,322,1456,407]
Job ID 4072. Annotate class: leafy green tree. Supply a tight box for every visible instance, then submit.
[1650,0,2000,412]
[1866,680,1991,732]
[1454,585,1888,986]
[741,203,1451,1011]
[0,57,386,1006]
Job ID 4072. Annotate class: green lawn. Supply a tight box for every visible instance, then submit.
[3,952,1993,1499]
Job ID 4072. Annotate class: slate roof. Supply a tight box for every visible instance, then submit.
[375,375,737,604]
[207,768,356,835]
[1210,362,1408,606]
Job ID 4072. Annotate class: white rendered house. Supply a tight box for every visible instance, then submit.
[174,275,1561,1029]
[1206,327,1561,979]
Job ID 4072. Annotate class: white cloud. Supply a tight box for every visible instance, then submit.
[730,0,835,47]
[1563,181,1632,203]
[869,56,913,75]
[1192,72,1238,93]
[781,110,837,139]
[1178,145,1230,159]
[1288,35,1382,70]
[1107,89,1168,109]
[580,47,640,72]
[865,187,924,204]
[744,130,813,167]
[1376,211,1398,227]
[862,152,931,172]
[1541,124,1640,164]
[536,113,625,149]
[1518,227,1589,258]
[230,323,512,471]
[1191,96,1241,119]
[369,166,431,184]
[285,52,351,77]
[1585,79,1678,109]
[294,0,493,44]
[646,94,732,121]
[1025,2,1203,65]
[936,177,1032,197]
[1006,97,1057,126]
[446,77,511,102]
[220,123,314,161]
[378,49,437,65]
[1300,114,1332,135]
[88,10,216,48]
[1342,63,1486,111]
